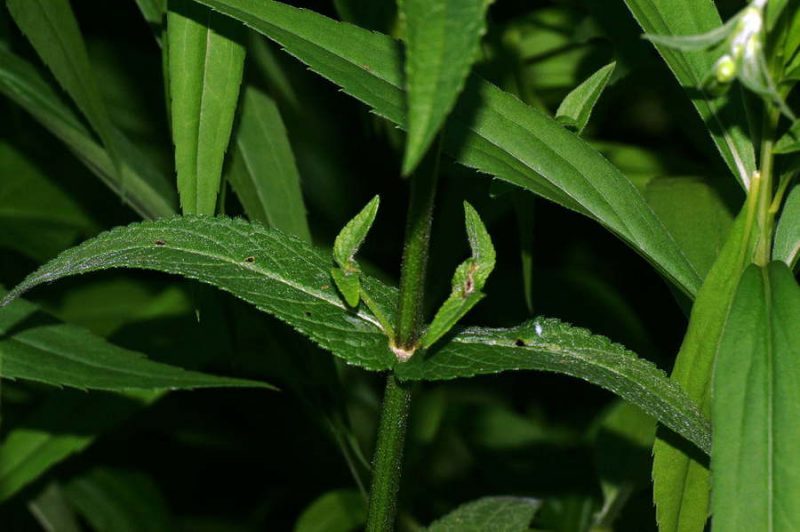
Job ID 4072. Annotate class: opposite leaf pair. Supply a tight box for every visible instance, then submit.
[330,197,496,358]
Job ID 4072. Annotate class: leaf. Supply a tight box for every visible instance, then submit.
[712,262,800,531]
[555,62,616,134]
[2,216,397,371]
[0,389,158,501]
[294,489,367,532]
[400,0,491,175]
[774,184,800,268]
[64,468,173,532]
[228,86,311,241]
[0,141,95,262]
[333,196,380,270]
[0,291,271,391]
[398,318,711,455]
[0,48,176,218]
[168,0,246,215]
[623,0,757,189]
[331,196,380,307]
[421,202,495,348]
[427,496,541,532]
[190,0,703,298]
[774,119,800,154]
[644,176,735,279]
[652,209,756,532]
[6,0,122,172]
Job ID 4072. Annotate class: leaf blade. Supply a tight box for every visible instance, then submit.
[228,87,311,241]
[168,0,246,214]
[401,0,490,174]
[398,318,711,455]
[712,262,800,531]
[2,216,397,371]
[556,62,616,134]
[428,496,541,532]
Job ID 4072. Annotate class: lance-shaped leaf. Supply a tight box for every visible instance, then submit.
[398,318,711,455]
[168,0,246,215]
[190,0,702,298]
[556,62,616,134]
[713,262,800,531]
[400,0,491,175]
[0,48,176,219]
[331,196,380,307]
[1,216,397,371]
[652,208,756,532]
[428,497,541,532]
[420,202,495,348]
[623,0,757,189]
[6,0,122,173]
[774,184,800,269]
[0,291,271,391]
[228,87,311,242]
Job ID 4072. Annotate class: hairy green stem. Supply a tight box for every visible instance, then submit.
[755,107,780,265]
[366,151,440,531]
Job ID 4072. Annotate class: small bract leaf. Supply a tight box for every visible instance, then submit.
[421,202,495,348]
[331,267,361,308]
[333,195,380,270]
[643,15,739,51]
[556,62,616,134]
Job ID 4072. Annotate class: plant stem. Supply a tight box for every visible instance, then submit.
[365,374,413,531]
[755,106,780,265]
[366,149,440,531]
[395,148,441,349]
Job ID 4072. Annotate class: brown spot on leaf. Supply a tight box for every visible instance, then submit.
[154,239,166,246]
[244,256,255,263]
[514,339,526,347]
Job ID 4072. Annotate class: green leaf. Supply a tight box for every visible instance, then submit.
[168,0,246,215]
[555,62,616,134]
[64,468,173,532]
[400,0,491,175]
[623,0,757,189]
[427,496,541,531]
[398,318,711,455]
[774,184,800,268]
[712,262,800,531]
[333,195,380,270]
[0,48,176,218]
[331,195,380,307]
[2,216,397,371]
[652,209,756,532]
[0,389,158,501]
[294,489,367,532]
[6,0,122,173]
[421,202,495,348]
[0,291,271,391]
[774,119,800,154]
[189,0,703,298]
[644,176,735,279]
[0,141,95,262]
[228,86,311,241]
